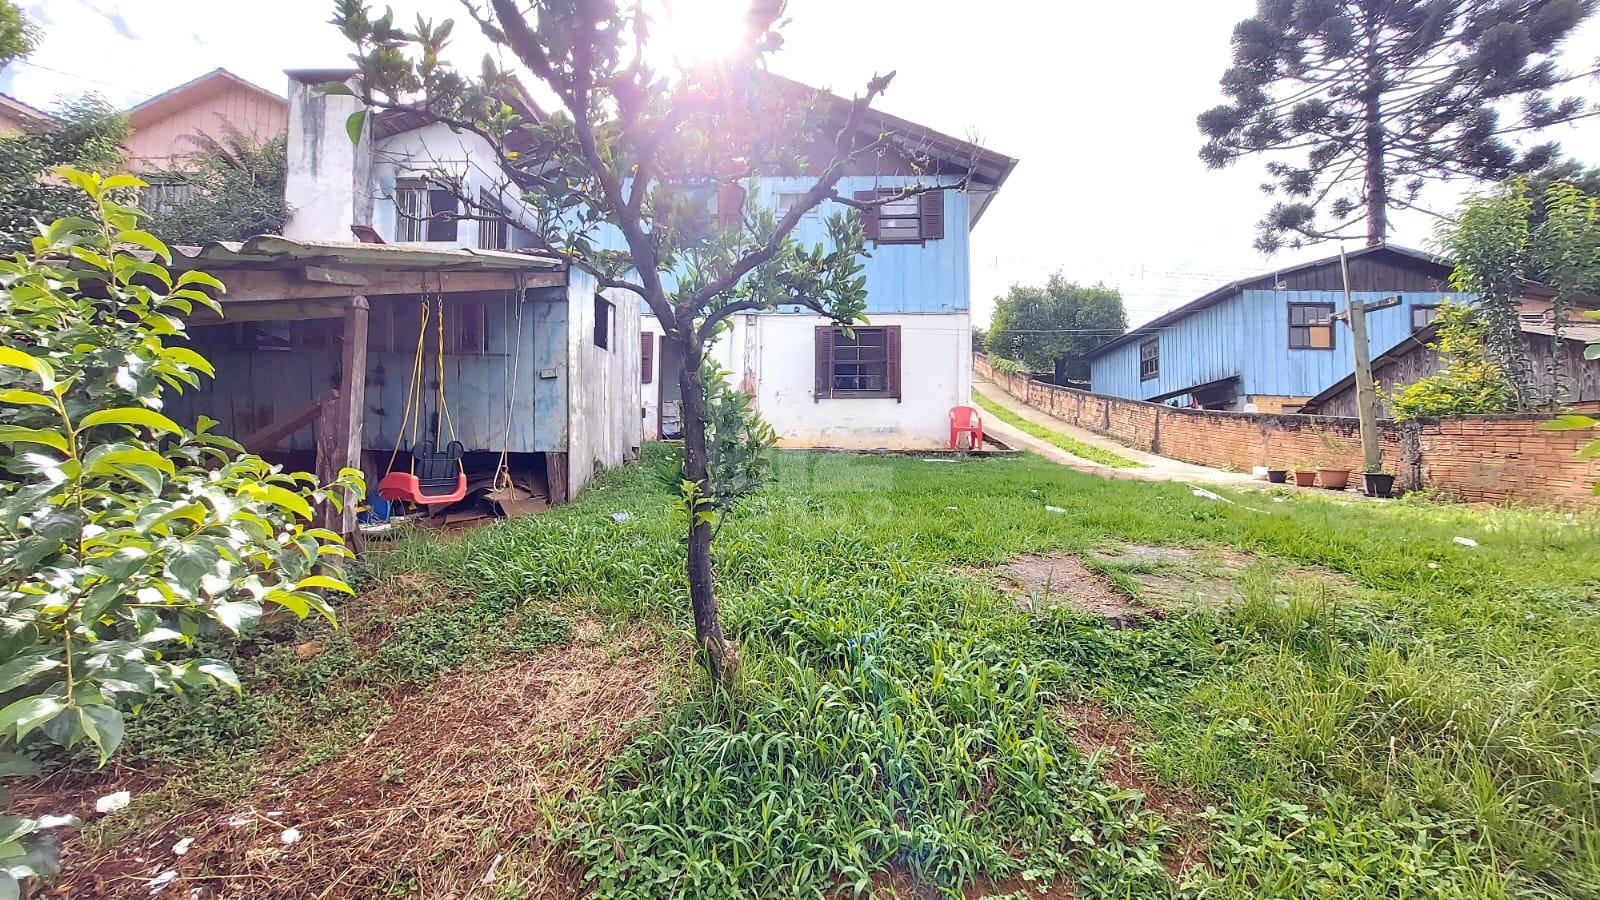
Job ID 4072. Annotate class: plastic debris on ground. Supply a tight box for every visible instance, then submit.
[172,836,194,856]
[280,827,302,844]
[1044,505,1066,514]
[148,870,177,894]
[610,511,631,523]
[96,790,131,814]
[1454,536,1479,548]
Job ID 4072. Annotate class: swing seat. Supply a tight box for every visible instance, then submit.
[378,441,468,505]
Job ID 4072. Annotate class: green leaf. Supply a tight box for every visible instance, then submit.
[175,270,226,293]
[316,80,356,96]
[346,109,367,144]
[0,653,60,693]
[265,589,311,618]
[1542,414,1598,432]
[0,426,68,454]
[99,174,148,192]
[0,753,39,779]
[0,696,64,742]
[78,407,182,435]
[76,705,124,765]
[0,389,54,408]
[161,346,215,377]
[1576,439,1600,461]
[0,348,56,390]
[86,447,176,479]
[196,660,240,694]
[256,484,314,520]
[114,229,171,263]
[211,601,260,636]
[295,574,354,595]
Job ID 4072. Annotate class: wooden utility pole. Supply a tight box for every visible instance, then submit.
[1339,247,1382,470]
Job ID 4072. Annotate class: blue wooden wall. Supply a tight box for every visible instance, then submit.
[602,174,971,317]
[1089,289,1466,401]
[166,289,570,454]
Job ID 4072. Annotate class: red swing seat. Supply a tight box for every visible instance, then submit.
[377,470,468,505]
[378,440,468,505]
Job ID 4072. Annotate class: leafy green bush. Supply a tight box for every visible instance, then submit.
[0,169,360,891]
[1386,303,1517,421]
[987,356,1024,377]
[140,132,290,244]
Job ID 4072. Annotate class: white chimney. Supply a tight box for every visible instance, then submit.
[283,69,373,240]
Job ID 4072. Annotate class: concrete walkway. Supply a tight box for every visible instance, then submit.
[973,379,1260,488]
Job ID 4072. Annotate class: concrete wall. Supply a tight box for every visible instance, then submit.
[283,74,371,240]
[1090,289,1464,406]
[980,354,1600,508]
[565,269,642,497]
[643,311,969,449]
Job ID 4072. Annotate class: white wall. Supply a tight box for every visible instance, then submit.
[640,311,970,450]
[283,74,371,240]
[370,122,534,248]
[566,269,642,498]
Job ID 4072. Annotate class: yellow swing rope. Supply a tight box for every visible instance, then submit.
[432,292,463,476]
[386,296,432,476]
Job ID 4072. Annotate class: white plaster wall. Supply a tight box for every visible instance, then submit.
[371,122,536,248]
[283,76,370,240]
[640,311,969,450]
[641,315,666,441]
[566,269,642,498]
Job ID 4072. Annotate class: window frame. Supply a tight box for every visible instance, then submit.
[594,295,613,350]
[476,188,511,250]
[1138,338,1159,382]
[875,194,924,245]
[394,177,460,243]
[815,325,902,401]
[1287,302,1337,351]
[1410,304,1440,333]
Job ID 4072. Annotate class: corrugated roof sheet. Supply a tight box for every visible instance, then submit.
[168,235,563,272]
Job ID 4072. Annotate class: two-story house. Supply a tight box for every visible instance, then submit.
[1085,245,1463,413]
[640,93,1017,450]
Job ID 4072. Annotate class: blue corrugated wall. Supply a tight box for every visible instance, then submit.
[167,289,570,454]
[1089,289,1467,401]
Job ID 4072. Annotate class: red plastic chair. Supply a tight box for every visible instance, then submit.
[950,406,983,450]
[377,470,468,505]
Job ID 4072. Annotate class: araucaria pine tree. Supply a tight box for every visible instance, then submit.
[329,0,967,683]
[1199,0,1600,252]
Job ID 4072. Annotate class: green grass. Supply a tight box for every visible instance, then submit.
[89,445,1600,898]
[972,392,1142,468]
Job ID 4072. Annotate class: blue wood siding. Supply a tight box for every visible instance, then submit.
[166,289,570,454]
[1090,289,1466,401]
[603,174,970,316]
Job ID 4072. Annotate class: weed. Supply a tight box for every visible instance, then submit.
[972,393,1141,468]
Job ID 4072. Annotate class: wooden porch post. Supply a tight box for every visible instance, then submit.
[318,295,369,535]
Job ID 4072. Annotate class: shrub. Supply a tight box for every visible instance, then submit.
[0,168,360,891]
[1386,303,1517,421]
[988,356,1024,377]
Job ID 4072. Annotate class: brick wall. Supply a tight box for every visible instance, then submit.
[975,354,1600,507]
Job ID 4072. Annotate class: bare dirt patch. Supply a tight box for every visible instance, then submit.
[992,554,1157,627]
[41,626,668,899]
[1058,699,1207,880]
[1085,544,1199,567]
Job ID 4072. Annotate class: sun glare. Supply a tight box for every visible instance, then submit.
[650,0,753,66]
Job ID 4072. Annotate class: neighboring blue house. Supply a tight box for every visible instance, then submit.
[1086,245,1464,413]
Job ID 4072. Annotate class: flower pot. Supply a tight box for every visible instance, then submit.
[1363,472,1395,498]
[1266,469,1289,484]
[1316,467,1351,490]
[1292,470,1317,487]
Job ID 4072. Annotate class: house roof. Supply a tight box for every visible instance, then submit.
[1297,318,1600,413]
[0,92,50,125]
[765,73,1017,226]
[127,68,285,129]
[1086,244,1453,361]
[168,234,563,272]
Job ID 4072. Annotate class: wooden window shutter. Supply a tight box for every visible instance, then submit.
[886,325,902,402]
[855,190,879,243]
[919,191,944,241]
[640,332,654,384]
[717,183,745,229]
[814,325,834,401]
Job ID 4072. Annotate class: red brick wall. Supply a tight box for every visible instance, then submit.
[974,354,1600,507]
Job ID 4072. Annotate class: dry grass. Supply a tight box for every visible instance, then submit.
[992,553,1157,626]
[42,624,671,899]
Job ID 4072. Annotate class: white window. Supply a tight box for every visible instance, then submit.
[775,191,815,220]
[394,179,459,243]
[877,196,922,243]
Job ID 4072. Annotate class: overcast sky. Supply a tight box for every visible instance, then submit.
[7,0,1600,327]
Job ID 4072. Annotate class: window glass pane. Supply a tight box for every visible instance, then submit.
[831,327,890,393]
[880,225,921,241]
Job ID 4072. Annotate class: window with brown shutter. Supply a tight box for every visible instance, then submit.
[814,325,901,401]
[394,178,459,243]
[1288,302,1336,350]
[640,332,654,384]
[594,296,613,350]
[855,189,945,245]
[1139,338,1159,381]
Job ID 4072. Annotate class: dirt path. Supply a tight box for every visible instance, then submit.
[973,379,1258,488]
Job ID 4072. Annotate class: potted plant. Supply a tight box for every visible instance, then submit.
[1266,464,1289,484]
[1362,463,1396,498]
[1292,468,1317,487]
[1316,464,1352,490]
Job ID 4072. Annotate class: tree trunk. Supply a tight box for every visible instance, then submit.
[673,332,738,684]
[1362,16,1387,246]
